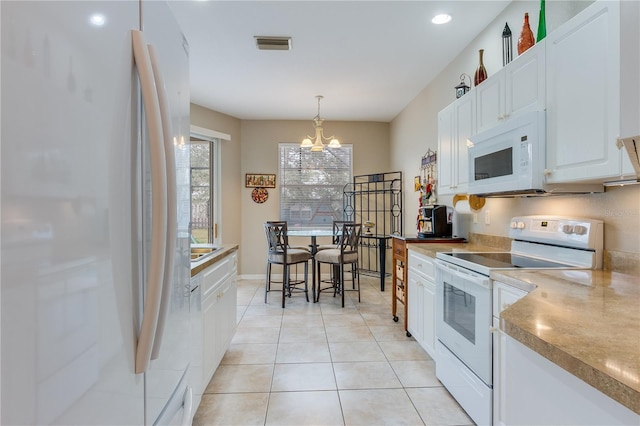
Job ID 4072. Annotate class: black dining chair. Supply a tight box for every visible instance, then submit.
[264,221,313,308]
[316,220,352,251]
[314,222,361,307]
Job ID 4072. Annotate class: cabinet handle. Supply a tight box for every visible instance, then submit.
[489,326,499,333]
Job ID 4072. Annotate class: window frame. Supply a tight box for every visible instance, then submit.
[278,143,353,229]
[190,128,222,245]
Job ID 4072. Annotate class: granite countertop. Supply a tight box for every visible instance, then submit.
[190,244,238,277]
[492,269,640,415]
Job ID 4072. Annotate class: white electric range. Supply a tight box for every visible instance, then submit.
[433,215,603,425]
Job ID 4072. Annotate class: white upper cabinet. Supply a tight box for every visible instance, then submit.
[476,41,546,134]
[546,0,639,183]
[437,92,474,196]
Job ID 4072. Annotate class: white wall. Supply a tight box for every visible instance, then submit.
[391,0,640,255]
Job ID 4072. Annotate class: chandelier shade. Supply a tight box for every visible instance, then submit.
[301,95,341,152]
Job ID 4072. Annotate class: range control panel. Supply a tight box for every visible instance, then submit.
[508,215,603,250]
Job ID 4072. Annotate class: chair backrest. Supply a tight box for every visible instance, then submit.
[339,223,361,253]
[264,221,288,254]
[332,220,353,244]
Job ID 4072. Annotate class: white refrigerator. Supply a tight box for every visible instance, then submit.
[1,1,193,424]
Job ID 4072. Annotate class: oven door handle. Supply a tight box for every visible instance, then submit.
[435,260,490,289]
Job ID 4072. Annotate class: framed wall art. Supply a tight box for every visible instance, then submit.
[245,173,276,188]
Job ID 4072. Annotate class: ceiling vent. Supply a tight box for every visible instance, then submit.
[254,36,292,51]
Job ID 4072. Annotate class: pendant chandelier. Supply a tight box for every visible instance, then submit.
[300,95,341,152]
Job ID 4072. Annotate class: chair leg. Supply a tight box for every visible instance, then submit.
[304,261,309,302]
[356,261,361,302]
[340,263,345,308]
[282,264,288,308]
[315,262,321,302]
[265,262,271,304]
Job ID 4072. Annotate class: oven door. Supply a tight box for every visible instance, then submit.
[435,259,492,385]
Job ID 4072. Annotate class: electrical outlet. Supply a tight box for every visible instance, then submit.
[484,210,491,225]
[473,213,478,223]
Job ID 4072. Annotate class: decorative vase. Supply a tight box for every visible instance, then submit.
[518,12,535,55]
[474,49,487,86]
[537,0,547,42]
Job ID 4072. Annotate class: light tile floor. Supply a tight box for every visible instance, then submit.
[193,276,475,426]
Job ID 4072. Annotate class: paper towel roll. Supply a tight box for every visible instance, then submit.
[454,200,473,215]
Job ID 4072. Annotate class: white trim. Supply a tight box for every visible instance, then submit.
[190,124,231,141]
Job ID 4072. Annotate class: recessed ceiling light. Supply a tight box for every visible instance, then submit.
[432,14,451,25]
[89,13,106,26]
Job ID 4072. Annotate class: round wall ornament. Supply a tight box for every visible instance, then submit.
[251,187,268,203]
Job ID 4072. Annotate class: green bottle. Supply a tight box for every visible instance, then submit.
[537,0,546,42]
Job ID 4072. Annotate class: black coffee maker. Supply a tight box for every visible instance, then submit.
[418,205,452,238]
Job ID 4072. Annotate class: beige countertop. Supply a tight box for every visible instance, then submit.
[190,244,238,277]
[492,269,640,415]
[406,241,639,414]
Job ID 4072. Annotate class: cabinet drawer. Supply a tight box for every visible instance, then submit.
[493,281,528,317]
[392,239,406,259]
[201,256,231,298]
[407,250,434,280]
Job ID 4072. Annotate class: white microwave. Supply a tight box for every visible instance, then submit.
[468,111,546,196]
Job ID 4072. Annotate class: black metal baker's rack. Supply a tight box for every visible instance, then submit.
[343,172,403,286]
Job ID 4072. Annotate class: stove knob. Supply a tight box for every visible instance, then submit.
[517,221,525,229]
[573,225,587,235]
[562,224,574,234]
[510,221,518,229]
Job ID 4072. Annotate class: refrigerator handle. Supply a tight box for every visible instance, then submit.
[147,43,178,360]
[180,386,194,426]
[132,29,168,374]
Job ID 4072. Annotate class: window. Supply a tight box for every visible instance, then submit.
[190,136,220,244]
[279,143,353,228]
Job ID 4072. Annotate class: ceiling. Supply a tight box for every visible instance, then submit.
[168,1,511,122]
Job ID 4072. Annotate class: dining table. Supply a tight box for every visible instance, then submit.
[287,228,389,300]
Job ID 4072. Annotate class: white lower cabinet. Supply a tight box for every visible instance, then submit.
[407,249,436,359]
[200,252,238,389]
[493,280,639,425]
[492,281,528,426]
[502,336,639,425]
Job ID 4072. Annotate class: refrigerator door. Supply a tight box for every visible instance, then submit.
[1,1,143,425]
[138,2,192,424]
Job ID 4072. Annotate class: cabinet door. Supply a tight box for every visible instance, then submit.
[438,94,474,195]
[454,93,474,193]
[437,104,455,195]
[422,280,436,359]
[503,335,639,425]
[407,272,423,342]
[202,289,220,386]
[493,317,506,426]
[506,40,546,119]
[546,1,622,183]
[475,69,505,134]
